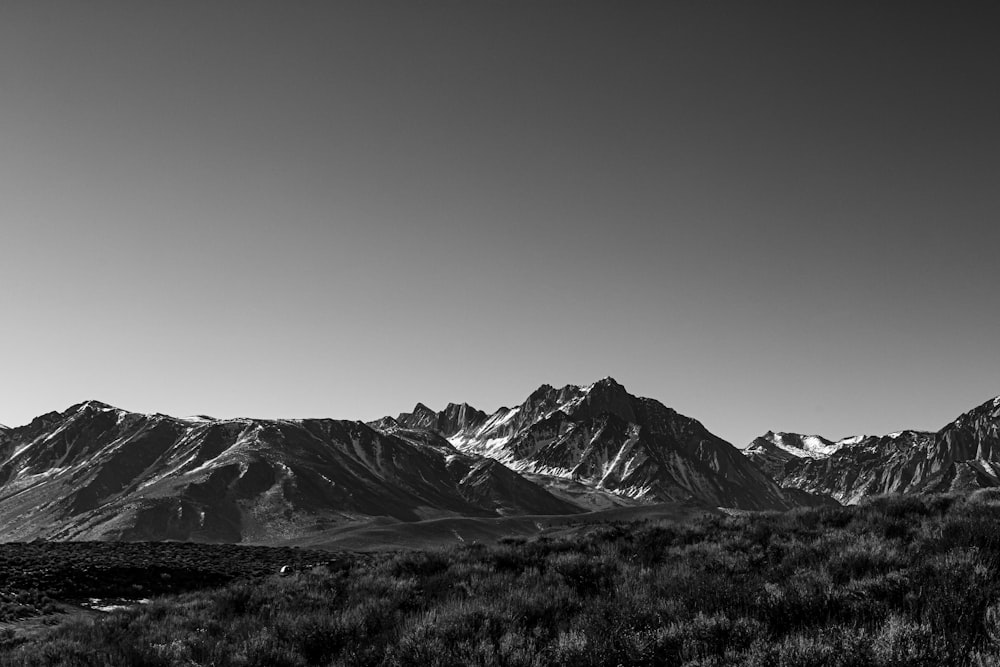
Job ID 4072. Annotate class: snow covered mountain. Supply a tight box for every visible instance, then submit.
[0,400,579,542]
[745,395,1000,504]
[378,378,805,511]
[743,431,845,480]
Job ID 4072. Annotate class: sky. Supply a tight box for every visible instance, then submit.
[1,1,998,446]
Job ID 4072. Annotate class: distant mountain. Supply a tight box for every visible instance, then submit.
[743,431,845,480]
[378,378,804,511]
[0,400,579,543]
[393,402,489,436]
[745,395,1000,504]
[746,430,934,505]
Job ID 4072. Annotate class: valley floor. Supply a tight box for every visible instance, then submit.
[4,493,1000,665]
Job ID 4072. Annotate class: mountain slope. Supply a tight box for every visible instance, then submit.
[762,431,934,505]
[387,378,799,511]
[0,401,579,543]
[746,395,1000,504]
[916,396,1000,494]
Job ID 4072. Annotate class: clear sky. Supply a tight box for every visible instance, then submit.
[1,2,998,445]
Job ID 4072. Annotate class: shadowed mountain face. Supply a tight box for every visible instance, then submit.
[745,396,1000,504]
[383,378,801,511]
[0,401,579,543]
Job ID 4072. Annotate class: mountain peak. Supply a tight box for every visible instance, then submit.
[412,402,435,415]
[581,377,633,403]
[67,400,119,414]
[367,416,400,431]
[435,378,793,510]
[527,384,555,402]
[589,376,625,390]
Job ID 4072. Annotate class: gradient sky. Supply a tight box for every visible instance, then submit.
[1,2,998,446]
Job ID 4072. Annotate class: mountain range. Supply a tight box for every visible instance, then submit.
[744,395,1000,504]
[0,400,586,543]
[0,378,804,543]
[1,380,998,544]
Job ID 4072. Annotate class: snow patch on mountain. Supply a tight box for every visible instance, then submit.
[760,432,842,458]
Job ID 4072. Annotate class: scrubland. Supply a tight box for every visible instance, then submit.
[6,492,1000,666]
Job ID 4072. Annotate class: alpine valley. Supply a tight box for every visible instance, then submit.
[1,379,999,546]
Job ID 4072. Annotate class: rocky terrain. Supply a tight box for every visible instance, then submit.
[745,396,1000,504]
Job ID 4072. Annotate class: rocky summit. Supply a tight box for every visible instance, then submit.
[379,378,806,511]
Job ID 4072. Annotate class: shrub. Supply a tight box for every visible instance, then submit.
[5,494,1000,665]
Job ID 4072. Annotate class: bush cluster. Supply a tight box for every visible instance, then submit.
[0,589,57,623]
[4,494,1000,666]
[0,541,342,599]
